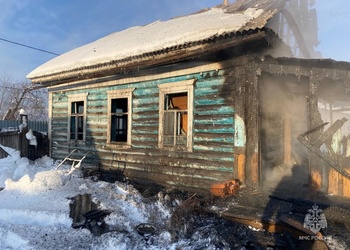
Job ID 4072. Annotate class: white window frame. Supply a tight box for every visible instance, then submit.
[107,88,135,147]
[68,93,88,143]
[158,79,195,151]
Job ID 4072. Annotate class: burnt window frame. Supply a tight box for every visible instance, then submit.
[158,79,195,151]
[107,88,135,147]
[68,93,88,143]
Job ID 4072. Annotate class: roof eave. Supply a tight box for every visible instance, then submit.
[30,30,267,86]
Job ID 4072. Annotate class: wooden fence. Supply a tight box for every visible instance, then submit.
[0,118,49,159]
[0,131,26,156]
[0,120,48,132]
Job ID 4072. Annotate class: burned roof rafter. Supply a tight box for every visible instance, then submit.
[257,56,350,85]
[298,118,350,179]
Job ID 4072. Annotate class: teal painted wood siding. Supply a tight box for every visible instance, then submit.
[50,69,236,191]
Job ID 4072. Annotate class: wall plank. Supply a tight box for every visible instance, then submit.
[50,69,236,192]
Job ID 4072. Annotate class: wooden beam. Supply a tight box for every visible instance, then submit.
[283,112,292,165]
[328,169,340,196]
[307,72,323,191]
[280,9,311,58]
[236,154,246,184]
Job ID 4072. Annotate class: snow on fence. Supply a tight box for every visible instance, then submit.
[0,120,48,133]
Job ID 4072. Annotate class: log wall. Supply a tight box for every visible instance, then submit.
[49,66,237,192]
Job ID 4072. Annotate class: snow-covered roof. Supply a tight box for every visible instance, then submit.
[27,1,284,83]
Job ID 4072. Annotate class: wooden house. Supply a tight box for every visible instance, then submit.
[27,0,350,197]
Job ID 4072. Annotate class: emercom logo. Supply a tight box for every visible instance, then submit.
[303,204,327,234]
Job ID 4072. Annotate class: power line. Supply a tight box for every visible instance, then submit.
[0,37,60,56]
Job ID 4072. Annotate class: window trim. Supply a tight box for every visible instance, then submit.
[107,88,135,147]
[158,79,195,151]
[68,93,88,143]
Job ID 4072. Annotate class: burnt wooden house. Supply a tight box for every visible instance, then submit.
[28,0,350,197]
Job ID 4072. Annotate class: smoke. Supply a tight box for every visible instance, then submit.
[259,73,310,193]
[259,70,350,194]
[259,1,350,194]
[266,0,320,59]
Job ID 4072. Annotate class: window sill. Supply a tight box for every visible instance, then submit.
[105,143,132,150]
[69,140,86,146]
[160,145,192,152]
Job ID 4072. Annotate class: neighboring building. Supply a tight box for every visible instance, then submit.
[28,0,350,197]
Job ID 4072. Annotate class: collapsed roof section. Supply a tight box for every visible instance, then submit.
[27,0,288,84]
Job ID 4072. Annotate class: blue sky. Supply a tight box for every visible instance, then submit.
[0,0,349,82]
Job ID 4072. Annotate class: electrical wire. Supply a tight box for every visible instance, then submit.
[0,37,60,56]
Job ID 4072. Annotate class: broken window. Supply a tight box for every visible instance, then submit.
[107,88,134,146]
[70,101,85,141]
[158,79,195,151]
[111,98,128,142]
[163,93,188,146]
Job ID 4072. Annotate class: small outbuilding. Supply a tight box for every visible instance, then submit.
[28,0,350,197]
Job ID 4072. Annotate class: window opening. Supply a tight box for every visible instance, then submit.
[70,101,84,140]
[111,98,128,142]
[163,92,188,146]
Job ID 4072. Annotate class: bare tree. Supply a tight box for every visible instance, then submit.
[0,74,48,121]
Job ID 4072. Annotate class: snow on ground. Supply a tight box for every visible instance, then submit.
[0,147,237,250]
[1,147,349,249]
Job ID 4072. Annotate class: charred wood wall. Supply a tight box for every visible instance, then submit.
[258,58,350,197]
[48,55,350,196]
